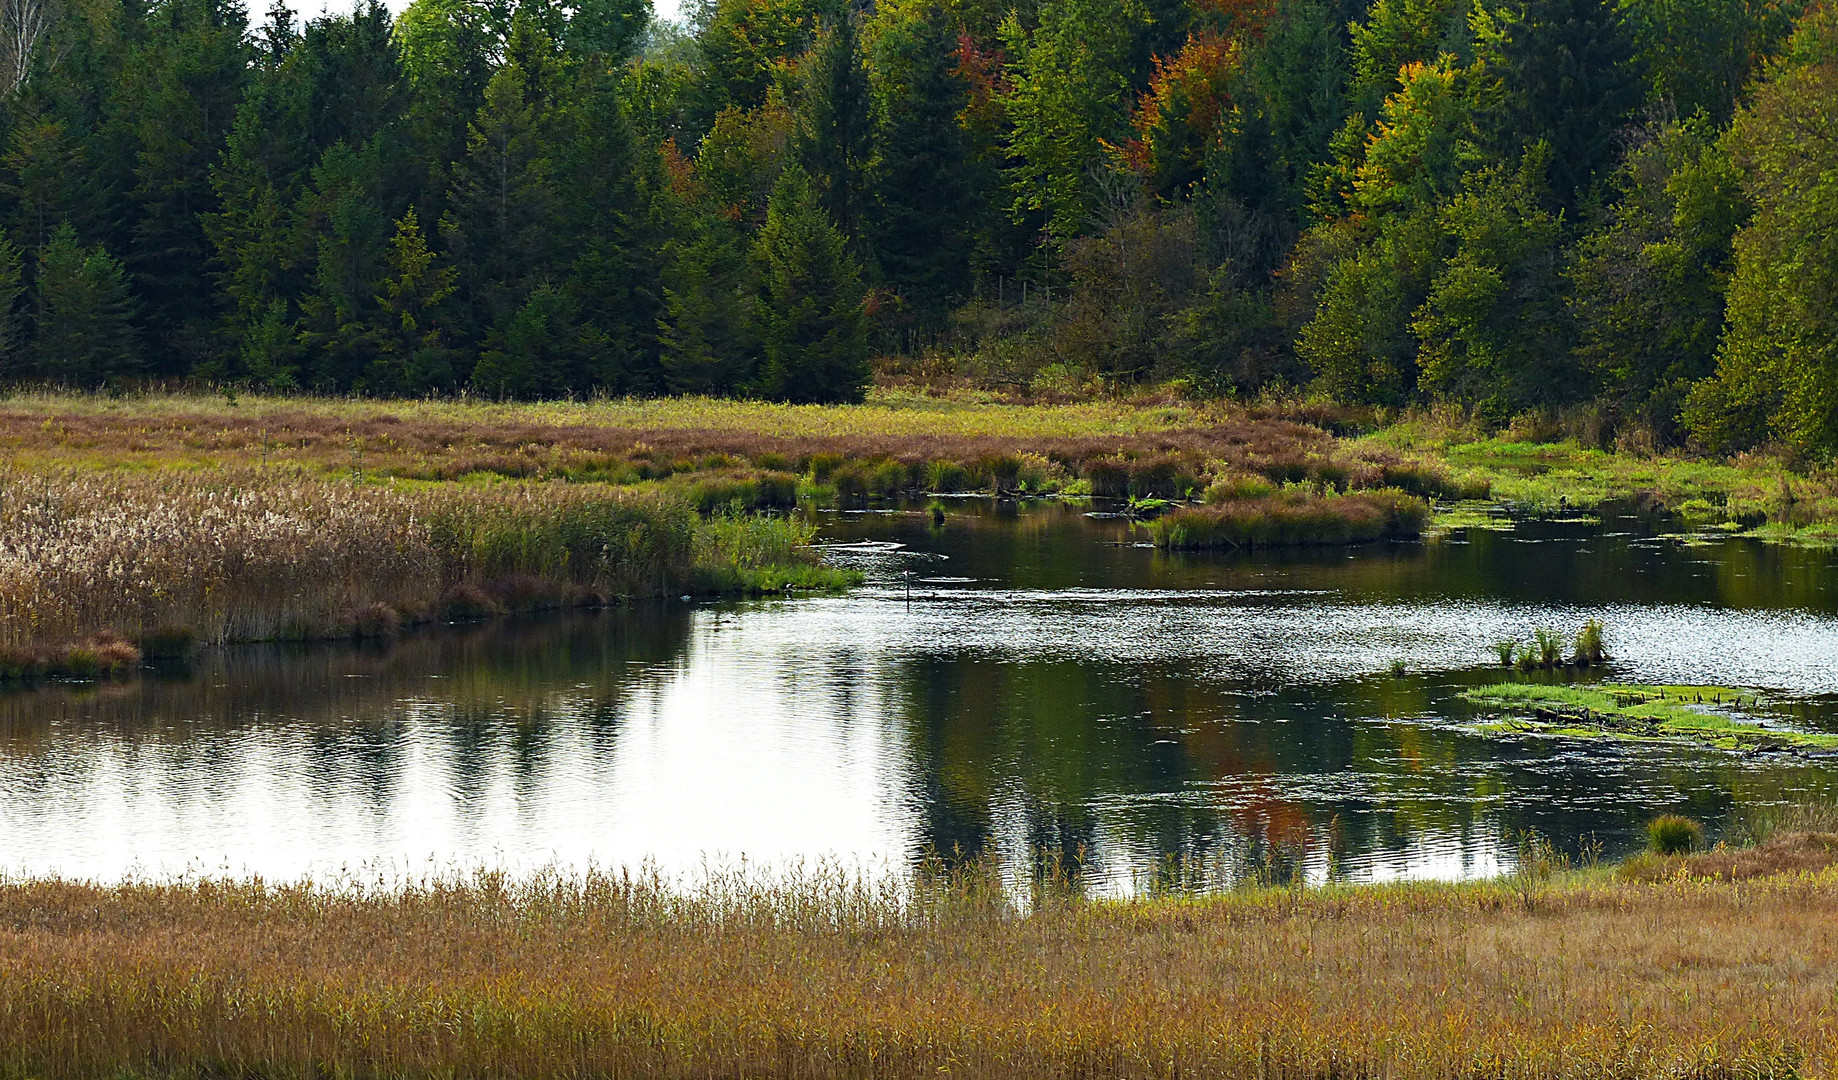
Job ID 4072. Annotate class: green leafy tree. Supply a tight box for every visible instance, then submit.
[1569,118,1747,438]
[1000,0,1151,240]
[1412,155,1573,406]
[754,167,869,403]
[566,0,650,59]
[1683,4,1838,453]
[33,224,140,384]
[1622,0,1805,122]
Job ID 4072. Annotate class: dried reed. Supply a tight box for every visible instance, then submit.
[0,864,1826,1078]
[0,467,838,664]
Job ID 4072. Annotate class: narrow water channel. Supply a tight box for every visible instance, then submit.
[2,500,1835,886]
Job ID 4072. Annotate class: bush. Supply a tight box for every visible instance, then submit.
[1648,814,1705,855]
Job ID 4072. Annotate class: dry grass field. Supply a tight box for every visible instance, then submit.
[0,851,1831,1080]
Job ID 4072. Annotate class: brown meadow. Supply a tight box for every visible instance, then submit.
[0,862,1829,1079]
[0,390,1478,500]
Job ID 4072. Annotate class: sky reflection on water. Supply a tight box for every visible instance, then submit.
[0,502,1835,885]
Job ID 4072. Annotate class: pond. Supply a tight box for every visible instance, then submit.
[2,500,1836,886]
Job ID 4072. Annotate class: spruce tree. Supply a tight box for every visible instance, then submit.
[794,12,871,241]
[867,2,978,328]
[0,237,23,379]
[754,167,870,403]
[372,208,460,392]
[110,0,251,373]
[34,224,141,385]
[1477,0,1643,210]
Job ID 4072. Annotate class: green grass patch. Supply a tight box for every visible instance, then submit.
[1461,681,1838,750]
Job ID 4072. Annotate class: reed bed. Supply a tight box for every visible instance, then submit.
[0,467,839,672]
[1149,489,1430,548]
[0,864,1828,1079]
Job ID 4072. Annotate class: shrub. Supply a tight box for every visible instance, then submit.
[1648,814,1705,855]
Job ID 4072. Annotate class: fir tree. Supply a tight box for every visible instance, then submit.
[867,2,978,327]
[33,224,141,385]
[754,167,870,403]
[794,12,871,241]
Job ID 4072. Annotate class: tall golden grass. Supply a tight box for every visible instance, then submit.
[0,467,837,669]
[0,863,1828,1079]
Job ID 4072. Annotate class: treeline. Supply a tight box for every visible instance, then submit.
[0,0,1830,448]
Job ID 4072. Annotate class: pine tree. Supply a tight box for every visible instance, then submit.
[794,12,870,241]
[754,167,870,403]
[33,224,141,385]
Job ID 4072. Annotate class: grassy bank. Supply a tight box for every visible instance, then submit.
[0,466,850,680]
[1367,413,1838,544]
[0,850,1831,1079]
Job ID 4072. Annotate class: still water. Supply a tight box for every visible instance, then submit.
[3,501,1837,886]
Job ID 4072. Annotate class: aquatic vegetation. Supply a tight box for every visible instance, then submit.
[0,467,852,672]
[1147,489,1428,549]
[0,862,1823,1079]
[1494,621,1609,670]
[1573,618,1607,665]
[1648,814,1705,855]
[1463,682,1838,751]
[1532,628,1567,668]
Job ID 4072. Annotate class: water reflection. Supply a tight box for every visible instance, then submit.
[0,502,1834,885]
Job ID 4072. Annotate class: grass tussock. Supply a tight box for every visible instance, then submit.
[0,865,1826,1079]
[1148,488,1429,549]
[0,467,849,669]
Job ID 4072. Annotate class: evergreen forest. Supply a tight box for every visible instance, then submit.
[0,0,1833,452]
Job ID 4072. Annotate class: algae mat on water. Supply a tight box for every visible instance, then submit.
[1462,682,1838,753]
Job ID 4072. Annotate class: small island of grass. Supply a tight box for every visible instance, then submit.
[1463,683,1838,749]
[1462,681,1838,753]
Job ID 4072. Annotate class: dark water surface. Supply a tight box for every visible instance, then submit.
[3,501,1837,886]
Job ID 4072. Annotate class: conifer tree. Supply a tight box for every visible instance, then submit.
[867,2,978,327]
[34,225,141,384]
[754,167,870,403]
[794,12,870,240]
[372,208,460,392]
[1476,0,1643,209]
